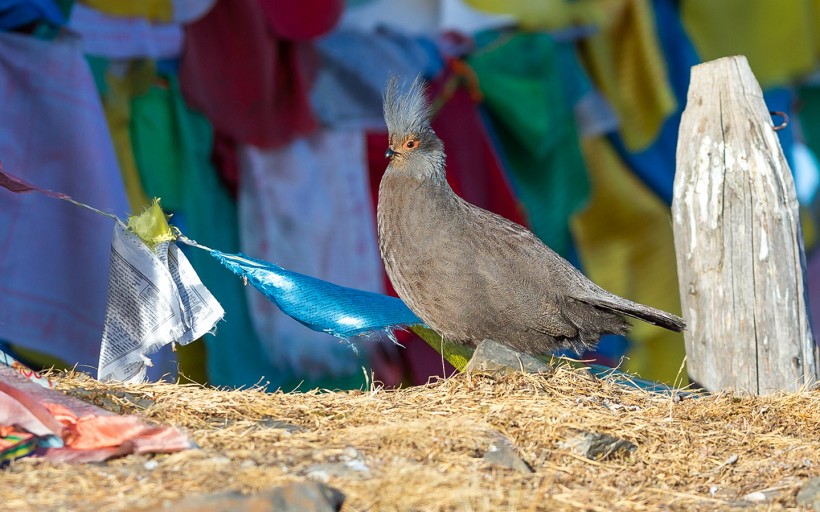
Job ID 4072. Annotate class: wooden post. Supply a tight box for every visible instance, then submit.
[672,56,819,394]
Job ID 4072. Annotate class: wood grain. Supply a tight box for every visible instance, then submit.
[672,56,818,393]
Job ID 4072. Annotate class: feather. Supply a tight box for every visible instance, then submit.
[383,75,433,138]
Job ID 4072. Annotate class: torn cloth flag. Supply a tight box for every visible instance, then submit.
[0,345,53,389]
[0,31,130,371]
[237,129,383,383]
[0,364,194,464]
[208,250,422,339]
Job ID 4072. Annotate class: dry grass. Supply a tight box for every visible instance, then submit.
[1,365,819,511]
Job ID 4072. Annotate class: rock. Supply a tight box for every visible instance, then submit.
[148,482,344,512]
[482,435,533,473]
[797,477,820,511]
[559,431,636,460]
[464,339,553,375]
[267,482,345,512]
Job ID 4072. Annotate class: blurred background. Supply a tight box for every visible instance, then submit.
[1,0,819,391]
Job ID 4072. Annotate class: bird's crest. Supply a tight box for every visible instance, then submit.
[383,75,432,138]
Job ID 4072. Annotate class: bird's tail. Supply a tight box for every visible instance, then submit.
[582,293,686,332]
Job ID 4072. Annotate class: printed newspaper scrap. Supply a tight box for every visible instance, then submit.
[97,222,224,383]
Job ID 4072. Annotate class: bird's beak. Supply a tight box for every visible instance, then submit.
[385,147,397,159]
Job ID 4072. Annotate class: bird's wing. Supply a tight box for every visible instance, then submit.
[458,201,637,338]
[456,202,587,339]
[459,200,558,260]
[529,301,578,339]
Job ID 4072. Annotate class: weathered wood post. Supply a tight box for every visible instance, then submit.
[672,56,819,394]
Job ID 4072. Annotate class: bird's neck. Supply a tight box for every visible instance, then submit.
[391,151,448,185]
[377,153,458,272]
[377,152,455,226]
[427,152,448,183]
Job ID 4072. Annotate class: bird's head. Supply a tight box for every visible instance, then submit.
[383,75,445,179]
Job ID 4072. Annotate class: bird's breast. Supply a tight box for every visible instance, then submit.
[376,173,457,314]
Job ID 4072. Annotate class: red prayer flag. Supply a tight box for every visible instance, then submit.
[0,162,69,199]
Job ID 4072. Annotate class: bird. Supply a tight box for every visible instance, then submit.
[376,76,685,357]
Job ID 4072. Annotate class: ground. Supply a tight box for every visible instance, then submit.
[2,366,819,511]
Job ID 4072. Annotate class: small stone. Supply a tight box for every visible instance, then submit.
[341,447,361,460]
[739,486,786,504]
[560,431,636,460]
[143,460,159,471]
[742,491,768,502]
[464,339,553,375]
[147,482,344,512]
[797,477,820,511]
[482,435,534,474]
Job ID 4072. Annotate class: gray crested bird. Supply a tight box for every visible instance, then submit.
[377,77,685,357]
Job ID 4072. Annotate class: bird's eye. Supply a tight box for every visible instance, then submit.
[405,140,418,149]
